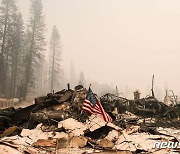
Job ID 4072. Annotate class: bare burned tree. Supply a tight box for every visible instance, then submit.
[151,75,155,97]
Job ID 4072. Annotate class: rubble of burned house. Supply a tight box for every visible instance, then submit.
[0,85,180,154]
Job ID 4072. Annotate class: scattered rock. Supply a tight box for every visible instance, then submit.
[33,138,57,147]
[105,130,119,142]
[0,126,19,138]
[97,138,114,148]
[57,137,69,149]
[69,136,88,148]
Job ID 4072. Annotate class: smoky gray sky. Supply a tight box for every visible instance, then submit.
[17,0,180,99]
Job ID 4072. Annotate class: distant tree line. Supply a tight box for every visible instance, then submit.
[0,0,62,100]
[0,0,120,101]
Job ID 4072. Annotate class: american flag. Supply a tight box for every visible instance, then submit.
[82,88,112,122]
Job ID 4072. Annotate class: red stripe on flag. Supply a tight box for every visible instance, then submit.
[82,101,102,114]
[82,105,101,114]
[97,101,112,122]
[82,100,112,122]
[97,101,107,121]
[82,89,112,122]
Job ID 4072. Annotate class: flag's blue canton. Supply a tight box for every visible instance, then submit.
[86,88,97,106]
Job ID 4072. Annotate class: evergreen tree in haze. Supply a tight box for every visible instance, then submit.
[0,0,24,97]
[23,0,46,100]
[10,11,25,98]
[49,26,62,92]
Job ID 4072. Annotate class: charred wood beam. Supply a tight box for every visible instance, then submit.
[9,99,59,125]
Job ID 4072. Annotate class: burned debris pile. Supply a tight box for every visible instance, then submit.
[0,86,180,153]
